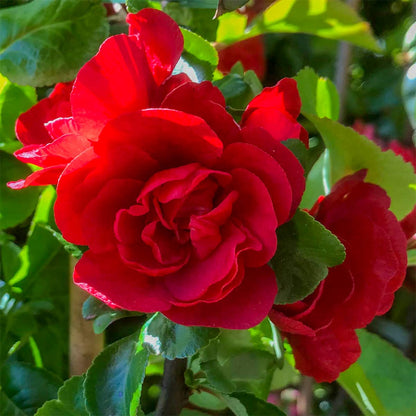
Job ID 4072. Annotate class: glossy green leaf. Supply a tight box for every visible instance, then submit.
[0,361,62,416]
[294,67,340,120]
[338,330,416,416]
[125,0,161,13]
[0,0,109,87]
[84,332,149,416]
[217,0,249,15]
[178,28,219,82]
[197,324,278,399]
[0,73,36,144]
[216,0,380,52]
[82,296,142,334]
[35,375,89,416]
[306,115,416,220]
[282,137,325,177]
[300,151,328,209]
[142,313,219,359]
[0,150,40,230]
[225,392,286,416]
[271,209,345,304]
[214,63,262,113]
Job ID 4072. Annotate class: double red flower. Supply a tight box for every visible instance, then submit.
[10,9,307,329]
[270,171,408,382]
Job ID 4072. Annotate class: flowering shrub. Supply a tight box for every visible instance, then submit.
[1,1,415,415]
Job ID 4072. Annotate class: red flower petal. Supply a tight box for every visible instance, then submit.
[74,250,172,312]
[96,109,223,167]
[81,178,144,252]
[287,327,361,383]
[16,82,73,145]
[7,165,65,189]
[161,81,240,147]
[222,142,292,225]
[164,265,277,329]
[241,126,305,220]
[127,8,183,85]
[71,34,156,137]
[242,78,308,147]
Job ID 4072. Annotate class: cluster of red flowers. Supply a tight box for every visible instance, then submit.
[10,9,410,382]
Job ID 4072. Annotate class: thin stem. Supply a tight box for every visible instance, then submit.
[335,0,361,123]
[156,358,189,416]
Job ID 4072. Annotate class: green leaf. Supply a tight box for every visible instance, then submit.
[35,375,89,416]
[0,73,36,144]
[225,392,286,416]
[0,0,109,87]
[300,150,328,209]
[125,0,162,13]
[305,115,416,220]
[408,249,416,267]
[7,187,61,288]
[84,332,149,416]
[338,330,416,416]
[216,0,249,15]
[271,209,346,304]
[214,64,262,113]
[197,323,278,399]
[216,0,381,52]
[0,150,40,230]
[0,361,62,416]
[294,67,340,120]
[38,224,84,260]
[82,296,142,334]
[142,313,219,359]
[180,28,219,82]
[282,137,325,177]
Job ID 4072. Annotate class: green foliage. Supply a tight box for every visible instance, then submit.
[224,392,286,416]
[0,360,62,416]
[216,0,381,52]
[271,209,345,304]
[192,321,280,400]
[84,332,149,416]
[307,115,416,220]
[177,28,219,81]
[214,62,262,113]
[294,67,340,120]
[0,74,36,147]
[338,330,416,416]
[142,313,219,359]
[0,0,109,87]
[295,67,416,219]
[0,151,40,229]
[82,296,142,334]
[35,375,89,416]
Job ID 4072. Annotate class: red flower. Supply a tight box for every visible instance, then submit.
[217,36,266,80]
[269,171,407,381]
[8,8,302,329]
[9,9,186,189]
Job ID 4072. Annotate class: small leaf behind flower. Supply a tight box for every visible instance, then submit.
[271,209,346,304]
[142,313,219,359]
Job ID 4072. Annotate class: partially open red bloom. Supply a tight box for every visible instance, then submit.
[10,9,307,329]
[269,171,407,381]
